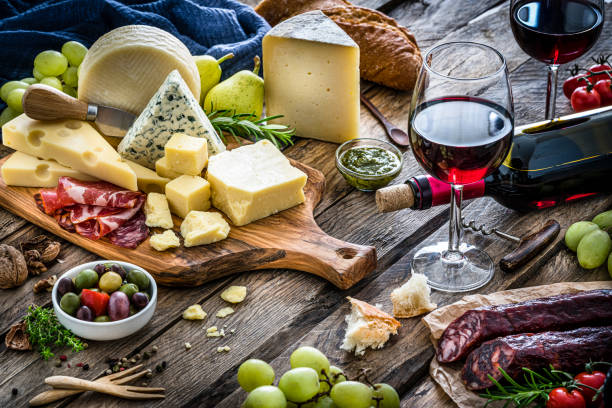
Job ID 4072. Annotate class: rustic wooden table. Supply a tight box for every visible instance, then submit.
[1,1,611,407]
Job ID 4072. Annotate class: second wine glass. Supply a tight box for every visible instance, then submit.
[409,42,514,292]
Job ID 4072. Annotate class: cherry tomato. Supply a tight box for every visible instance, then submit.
[546,387,586,408]
[593,79,612,106]
[575,371,606,407]
[563,65,589,99]
[571,85,601,112]
[588,55,612,84]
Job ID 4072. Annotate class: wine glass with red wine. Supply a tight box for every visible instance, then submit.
[510,0,604,119]
[409,42,514,292]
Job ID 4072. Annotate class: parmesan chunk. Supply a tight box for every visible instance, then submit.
[216,307,235,318]
[182,304,207,320]
[220,286,247,303]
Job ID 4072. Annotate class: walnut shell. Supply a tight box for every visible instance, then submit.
[5,321,31,351]
[20,235,61,264]
[0,244,28,289]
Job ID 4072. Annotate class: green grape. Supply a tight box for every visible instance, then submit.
[330,381,373,408]
[244,385,287,408]
[6,88,26,113]
[329,366,346,385]
[33,67,45,81]
[34,50,68,77]
[278,367,320,403]
[62,66,78,87]
[313,396,337,408]
[20,77,37,85]
[62,41,88,67]
[0,107,19,126]
[372,384,400,408]
[290,346,330,377]
[0,80,29,102]
[564,221,599,252]
[63,85,78,98]
[40,77,63,91]
[238,359,275,392]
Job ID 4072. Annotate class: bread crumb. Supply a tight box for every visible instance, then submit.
[390,273,437,318]
[216,307,235,318]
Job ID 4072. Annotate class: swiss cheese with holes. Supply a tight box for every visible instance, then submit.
[1,151,97,187]
[2,114,137,190]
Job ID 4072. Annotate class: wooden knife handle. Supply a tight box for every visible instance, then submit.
[23,84,89,121]
[500,219,561,273]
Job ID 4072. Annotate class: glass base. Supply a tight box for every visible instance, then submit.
[411,241,494,292]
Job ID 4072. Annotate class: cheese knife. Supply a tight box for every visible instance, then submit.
[22,84,136,137]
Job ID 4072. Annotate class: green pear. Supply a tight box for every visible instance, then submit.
[194,53,234,104]
[204,56,264,120]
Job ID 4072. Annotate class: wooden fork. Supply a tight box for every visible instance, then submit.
[43,375,165,400]
[29,364,160,406]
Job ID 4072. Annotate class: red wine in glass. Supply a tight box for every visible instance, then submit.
[510,0,604,64]
[410,96,514,186]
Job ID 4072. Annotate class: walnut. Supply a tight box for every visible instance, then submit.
[33,274,57,293]
[24,250,47,276]
[5,321,31,351]
[0,244,28,289]
[20,235,61,264]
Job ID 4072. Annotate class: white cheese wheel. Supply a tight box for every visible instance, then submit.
[78,25,200,115]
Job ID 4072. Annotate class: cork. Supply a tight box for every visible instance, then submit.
[375,184,414,213]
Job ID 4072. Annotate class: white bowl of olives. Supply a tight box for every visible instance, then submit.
[52,260,157,341]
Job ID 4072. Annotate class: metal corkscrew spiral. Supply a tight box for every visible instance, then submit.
[461,219,521,243]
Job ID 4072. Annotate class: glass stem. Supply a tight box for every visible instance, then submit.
[447,184,464,258]
[545,64,559,120]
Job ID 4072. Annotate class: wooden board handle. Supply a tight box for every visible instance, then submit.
[23,84,89,121]
[500,220,560,273]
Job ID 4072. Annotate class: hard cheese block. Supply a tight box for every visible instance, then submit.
[206,140,307,226]
[144,193,173,229]
[263,10,360,143]
[2,115,137,191]
[125,160,170,194]
[164,133,208,176]
[165,175,211,218]
[156,156,182,179]
[180,211,230,247]
[78,25,201,116]
[1,151,97,187]
[117,70,225,169]
[150,230,180,251]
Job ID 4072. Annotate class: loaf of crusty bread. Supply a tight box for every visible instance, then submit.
[255,0,422,91]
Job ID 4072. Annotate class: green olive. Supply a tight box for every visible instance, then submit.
[129,305,137,316]
[60,292,80,315]
[94,315,111,323]
[565,221,600,252]
[592,210,612,233]
[75,268,99,290]
[119,283,139,299]
[99,271,123,293]
[127,270,149,290]
[577,229,612,269]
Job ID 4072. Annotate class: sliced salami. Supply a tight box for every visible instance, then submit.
[108,211,149,249]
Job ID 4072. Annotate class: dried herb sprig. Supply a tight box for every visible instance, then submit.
[207,110,295,148]
[24,305,84,360]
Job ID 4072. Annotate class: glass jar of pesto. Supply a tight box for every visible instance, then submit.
[335,138,403,192]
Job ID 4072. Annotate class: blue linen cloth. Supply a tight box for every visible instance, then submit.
[0,0,270,86]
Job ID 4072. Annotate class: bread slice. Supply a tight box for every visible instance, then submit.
[340,297,401,356]
[390,273,437,318]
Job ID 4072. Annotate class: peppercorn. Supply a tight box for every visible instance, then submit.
[155,365,163,373]
[134,353,141,360]
[11,388,18,396]
[152,345,158,353]
[143,351,151,359]
[130,358,136,363]
[82,343,88,349]
[54,359,62,367]
[59,355,67,361]
[113,365,120,373]
[120,367,125,372]
[83,364,89,371]
[141,382,148,387]
[161,361,167,369]
[121,357,128,363]
[105,369,112,375]
[76,363,83,367]
[146,371,153,379]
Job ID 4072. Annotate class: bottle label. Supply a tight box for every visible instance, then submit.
[429,178,485,206]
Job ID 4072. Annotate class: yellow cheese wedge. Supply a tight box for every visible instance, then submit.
[263,11,360,143]
[125,160,170,194]
[180,211,230,247]
[1,151,97,187]
[165,175,211,218]
[2,114,137,191]
[206,140,307,226]
[78,25,200,116]
[144,193,174,229]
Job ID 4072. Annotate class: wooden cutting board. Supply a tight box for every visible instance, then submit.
[0,154,376,289]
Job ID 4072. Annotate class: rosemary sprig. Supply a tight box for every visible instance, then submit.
[206,109,295,148]
[24,305,84,360]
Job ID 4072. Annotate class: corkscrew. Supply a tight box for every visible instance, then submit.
[461,219,561,272]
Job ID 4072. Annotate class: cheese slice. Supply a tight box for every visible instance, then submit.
[125,160,170,194]
[1,151,97,187]
[117,70,225,169]
[206,140,307,226]
[78,25,200,116]
[263,11,360,143]
[2,115,137,190]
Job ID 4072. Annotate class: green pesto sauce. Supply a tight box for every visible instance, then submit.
[340,146,400,176]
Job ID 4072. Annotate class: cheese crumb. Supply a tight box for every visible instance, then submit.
[182,304,207,320]
[216,346,231,353]
[220,286,247,303]
[216,307,235,318]
[206,326,221,337]
[150,230,180,252]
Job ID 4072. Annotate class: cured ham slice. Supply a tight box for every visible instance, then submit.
[57,177,143,208]
[108,211,149,249]
[70,196,145,240]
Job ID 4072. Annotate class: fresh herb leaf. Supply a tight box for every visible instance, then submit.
[24,305,84,360]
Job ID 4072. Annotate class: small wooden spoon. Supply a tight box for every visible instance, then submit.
[360,93,410,147]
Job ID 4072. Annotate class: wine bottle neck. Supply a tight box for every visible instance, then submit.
[409,176,486,209]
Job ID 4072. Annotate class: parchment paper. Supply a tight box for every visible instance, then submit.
[421,281,612,408]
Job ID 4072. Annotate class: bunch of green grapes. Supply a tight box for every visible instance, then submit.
[237,346,400,408]
[0,41,88,126]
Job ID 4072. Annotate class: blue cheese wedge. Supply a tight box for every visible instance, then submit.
[117,70,225,169]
